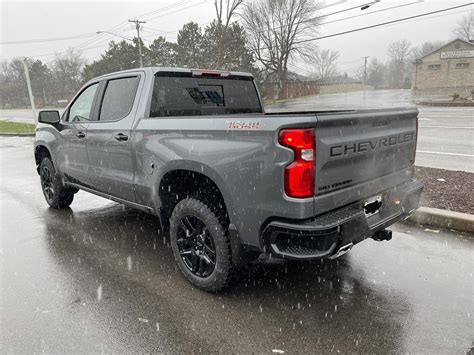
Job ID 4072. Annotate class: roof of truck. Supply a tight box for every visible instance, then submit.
[94,67,254,80]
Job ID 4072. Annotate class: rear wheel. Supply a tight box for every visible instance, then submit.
[170,198,233,292]
[39,157,74,209]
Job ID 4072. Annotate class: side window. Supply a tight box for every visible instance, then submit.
[67,83,99,122]
[99,77,139,121]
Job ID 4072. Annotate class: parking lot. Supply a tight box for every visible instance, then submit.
[1,136,473,353]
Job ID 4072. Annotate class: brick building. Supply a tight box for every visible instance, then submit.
[412,38,474,97]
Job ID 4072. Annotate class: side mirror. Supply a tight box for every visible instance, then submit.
[38,110,60,125]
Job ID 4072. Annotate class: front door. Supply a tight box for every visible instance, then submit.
[86,75,141,202]
[56,83,100,186]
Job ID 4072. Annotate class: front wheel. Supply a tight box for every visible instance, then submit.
[39,157,74,209]
[170,198,233,292]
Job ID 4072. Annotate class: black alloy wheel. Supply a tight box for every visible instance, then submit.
[41,164,55,203]
[170,198,233,292]
[39,157,74,209]
[176,215,217,277]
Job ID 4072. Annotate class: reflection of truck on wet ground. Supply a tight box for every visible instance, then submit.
[34,67,423,291]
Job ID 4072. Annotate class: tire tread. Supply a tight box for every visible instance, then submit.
[170,197,233,292]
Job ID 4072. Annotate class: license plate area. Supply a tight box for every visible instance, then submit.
[364,195,383,218]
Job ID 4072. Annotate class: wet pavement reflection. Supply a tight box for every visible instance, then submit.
[1,137,473,353]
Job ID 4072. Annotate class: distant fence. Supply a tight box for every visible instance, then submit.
[261,81,319,100]
[260,81,375,100]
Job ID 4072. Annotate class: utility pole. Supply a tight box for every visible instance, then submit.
[42,87,48,107]
[128,19,146,68]
[21,58,37,124]
[362,56,370,86]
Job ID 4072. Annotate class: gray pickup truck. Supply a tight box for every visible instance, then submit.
[34,67,423,291]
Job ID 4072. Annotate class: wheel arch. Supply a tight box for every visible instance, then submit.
[156,162,234,230]
[35,144,52,174]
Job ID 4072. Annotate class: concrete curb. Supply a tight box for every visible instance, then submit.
[0,133,35,137]
[408,207,474,234]
[417,101,474,107]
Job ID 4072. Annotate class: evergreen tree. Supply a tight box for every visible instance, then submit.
[175,22,203,68]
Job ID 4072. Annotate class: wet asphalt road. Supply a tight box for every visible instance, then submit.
[1,136,473,353]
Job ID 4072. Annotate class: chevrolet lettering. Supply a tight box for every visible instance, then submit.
[330,132,416,158]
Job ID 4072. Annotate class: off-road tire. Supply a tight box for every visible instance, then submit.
[170,198,233,292]
[39,157,75,209]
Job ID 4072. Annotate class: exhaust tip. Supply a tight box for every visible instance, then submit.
[329,243,354,259]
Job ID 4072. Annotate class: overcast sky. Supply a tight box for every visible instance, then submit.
[0,0,471,76]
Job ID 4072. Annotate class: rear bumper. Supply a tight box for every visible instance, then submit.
[261,179,423,260]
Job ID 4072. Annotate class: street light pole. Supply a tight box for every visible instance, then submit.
[128,19,146,68]
[362,56,370,86]
[21,58,37,124]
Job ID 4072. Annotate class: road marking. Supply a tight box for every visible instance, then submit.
[417,150,474,157]
[420,126,474,129]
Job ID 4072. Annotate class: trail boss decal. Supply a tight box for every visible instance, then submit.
[330,132,415,158]
[227,121,262,130]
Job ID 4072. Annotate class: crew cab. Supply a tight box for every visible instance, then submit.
[34,67,423,291]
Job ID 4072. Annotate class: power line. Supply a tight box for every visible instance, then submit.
[0,33,96,45]
[263,5,472,77]
[142,27,181,35]
[15,0,374,50]
[364,8,470,30]
[320,0,425,27]
[141,0,376,39]
[76,28,135,51]
[75,0,207,51]
[145,0,210,22]
[249,0,382,36]
[131,0,190,21]
[135,5,472,50]
[3,2,470,64]
[0,44,107,61]
[73,3,191,50]
[292,3,473,46]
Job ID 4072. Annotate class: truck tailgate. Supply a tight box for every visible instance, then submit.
[315,108,418,196]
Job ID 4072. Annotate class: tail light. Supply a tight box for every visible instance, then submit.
[279,128,315,198]
[413,116,419,163]
[191,69,230,77]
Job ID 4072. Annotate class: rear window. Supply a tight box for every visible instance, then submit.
[100,77,139,121]
[149,75,262,117]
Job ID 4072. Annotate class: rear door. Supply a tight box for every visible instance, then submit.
[86,74,142,202]
[315,109,418,196]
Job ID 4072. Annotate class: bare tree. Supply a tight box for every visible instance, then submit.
[387,40,412,89]
[51,48,87,98]
[313,49,339,79]
[213,0,244,68]
[241,0,322,99]
[366,58,387,89]
[215,0,244,28]
[452,10,473,41]
[412,41,445,60]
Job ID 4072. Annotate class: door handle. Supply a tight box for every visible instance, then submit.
[114,133,129,142]
[77,132,86,139]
